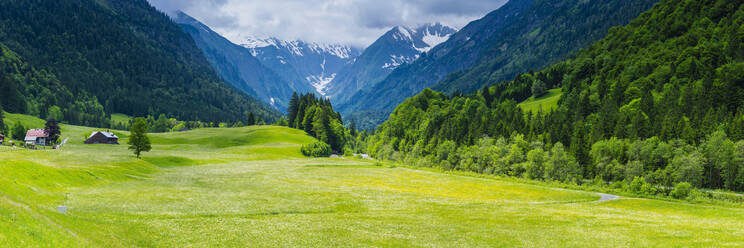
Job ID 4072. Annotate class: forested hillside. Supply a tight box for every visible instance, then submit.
[433,0,659,94]
[341,0,658,122]
[368,0,744,192]
[0,0,279,125]
[0,43,108,127]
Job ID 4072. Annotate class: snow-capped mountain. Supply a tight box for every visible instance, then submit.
[238,37,362,96]
[326,23,456,104]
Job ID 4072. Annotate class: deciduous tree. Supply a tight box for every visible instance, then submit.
[128,118,151,159]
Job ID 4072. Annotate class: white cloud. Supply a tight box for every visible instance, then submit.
[148,0,507,48]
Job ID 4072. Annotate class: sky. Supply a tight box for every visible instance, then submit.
[147,0,507,48]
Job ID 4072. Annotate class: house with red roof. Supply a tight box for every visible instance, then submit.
[25,129,49,146]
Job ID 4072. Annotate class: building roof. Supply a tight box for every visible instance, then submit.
[25,129,48,141]
[89,131,118,139]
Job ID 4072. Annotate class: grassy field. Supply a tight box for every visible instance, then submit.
[518,88,562,114]
[110,113,132,126]
[1,114,744,247]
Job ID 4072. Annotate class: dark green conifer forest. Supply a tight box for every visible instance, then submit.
[287,92,347,152]
[0,0,279,126]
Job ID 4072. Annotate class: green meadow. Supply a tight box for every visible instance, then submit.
[518,88,562,114]
[1,114,743,247]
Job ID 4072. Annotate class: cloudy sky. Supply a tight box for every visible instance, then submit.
[147,0,507,48]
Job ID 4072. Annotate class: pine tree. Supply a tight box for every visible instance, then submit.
[302,107,316,134]
[350,118,357,137]
[288,92,299,128]
[247,112,256,126]
[295,100,306,129]
[312,108,331,145]
[152,114,169,133]
[531,80,547,98]
[481,85,493,107]
[128,118,151,159]
[44,119,61,144]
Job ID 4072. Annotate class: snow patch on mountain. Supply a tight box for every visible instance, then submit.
[388,24,455,54]
[307,74,336,95]
[382,55,418,69]
[240,37,277,48]
[232,35,361,96]
[396,26,413,41]
[421,31,450,52]
[238,36,355,60]
[308,43,354,59]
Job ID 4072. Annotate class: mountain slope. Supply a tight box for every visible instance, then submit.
[341,0,658,120]
[326,24,456,104]
[0,0,279,123]
[368,0,744,190]
[433,0,660,94]
[240,37,362,96]
[338,0,533,115]
[174,11,313,111]
[0,42,99,125]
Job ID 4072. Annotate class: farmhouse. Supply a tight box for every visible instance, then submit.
[0,134,4,144]
[25,129,49,146]
[85,131,119,144]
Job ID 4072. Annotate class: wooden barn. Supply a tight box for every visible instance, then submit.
[85,131,119,144]
[25,129,49,146]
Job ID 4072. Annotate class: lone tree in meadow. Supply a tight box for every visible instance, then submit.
[128,117,151,159]
[44,118,61,144]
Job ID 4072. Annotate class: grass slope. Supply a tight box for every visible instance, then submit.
[518,88,563,114]
[1,114,743,247]
[110,113,132,126]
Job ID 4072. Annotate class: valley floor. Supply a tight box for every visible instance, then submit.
[0,122,743,247]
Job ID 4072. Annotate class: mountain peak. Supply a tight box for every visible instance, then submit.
[323,22,455,103]
[237,36,358,59]
[172,10,199,26]
[388,23,456,53]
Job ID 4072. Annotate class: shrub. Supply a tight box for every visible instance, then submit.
[670,182,692,199]
[640,182,658,196]
[629,176,645,194]
[343,148,354,157]
[301,141,332,157]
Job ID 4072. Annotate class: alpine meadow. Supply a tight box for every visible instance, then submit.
[1,0,744,247]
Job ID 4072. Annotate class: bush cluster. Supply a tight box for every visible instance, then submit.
[301,141,332,157]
